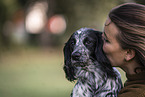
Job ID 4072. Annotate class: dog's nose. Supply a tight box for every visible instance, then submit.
[72,52,81,60]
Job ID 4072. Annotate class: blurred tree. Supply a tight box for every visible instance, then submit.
[0,0,125,49]
[54,0,123,43]
[34,0,123,47]
[0,0,9,48]
[0,0,21,50]
[0,0,36,49]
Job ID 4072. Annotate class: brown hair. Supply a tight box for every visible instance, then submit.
[109,3,145,66]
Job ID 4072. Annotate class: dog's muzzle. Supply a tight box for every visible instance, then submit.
[71,52,89,67]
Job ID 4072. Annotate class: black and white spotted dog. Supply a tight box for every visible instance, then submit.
[63,28,122,97]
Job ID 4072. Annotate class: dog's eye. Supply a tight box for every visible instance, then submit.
[84,37,94,46]
[70,40,75,46]
[85,40,92,45]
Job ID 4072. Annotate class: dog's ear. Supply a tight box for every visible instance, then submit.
[95,32,109,64]
[95,31,116,77]
[63,37,76,81]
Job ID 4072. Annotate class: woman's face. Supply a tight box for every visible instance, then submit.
[102,18,126,67]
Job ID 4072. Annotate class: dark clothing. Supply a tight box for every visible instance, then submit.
[118,71,145,97]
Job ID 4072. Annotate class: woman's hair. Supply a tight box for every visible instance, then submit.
[109,3,145,66]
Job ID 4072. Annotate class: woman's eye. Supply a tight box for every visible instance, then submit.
[103,37,110,43]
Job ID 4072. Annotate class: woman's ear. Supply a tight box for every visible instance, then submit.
[125,49,135,61]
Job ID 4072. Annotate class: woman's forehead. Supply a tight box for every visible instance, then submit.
[105,17,112,26]
[104,21,119,38]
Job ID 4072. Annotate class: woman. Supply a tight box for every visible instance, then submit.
[102,3,145,97]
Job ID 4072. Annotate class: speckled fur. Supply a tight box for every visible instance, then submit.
[63,28,123,97]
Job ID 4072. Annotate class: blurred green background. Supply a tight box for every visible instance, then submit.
[0,0,145,97]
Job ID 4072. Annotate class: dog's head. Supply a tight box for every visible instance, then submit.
[63,28,114,81]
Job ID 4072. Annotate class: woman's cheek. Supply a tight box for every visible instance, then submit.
[103,44,108,54]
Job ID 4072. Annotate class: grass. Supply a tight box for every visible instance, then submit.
[0,47,126,97]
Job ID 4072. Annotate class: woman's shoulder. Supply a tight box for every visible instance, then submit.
[118,71,145,97]
[118,83,145,97]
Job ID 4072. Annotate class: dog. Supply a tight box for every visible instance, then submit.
[63,28,122,97]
